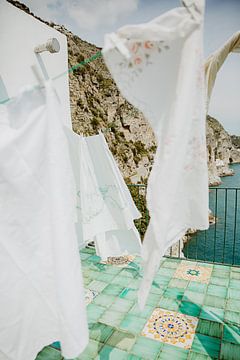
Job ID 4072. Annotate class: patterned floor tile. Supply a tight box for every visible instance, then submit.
[174,263,212,284]
[102,255,135,267]
[85,289,98,305]
[141,308,198,349]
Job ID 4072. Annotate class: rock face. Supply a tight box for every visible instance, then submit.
[207,115,240,186]
[6,1,240,186]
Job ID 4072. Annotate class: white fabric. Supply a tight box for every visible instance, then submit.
[103,0,209,308]
[205,31,240,108]
[0,82,88,360]
[65,130,142,260]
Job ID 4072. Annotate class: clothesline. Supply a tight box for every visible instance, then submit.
[0,51,102,105]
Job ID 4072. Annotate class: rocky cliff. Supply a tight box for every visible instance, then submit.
[207,115,240,186]
[6,0,240,186]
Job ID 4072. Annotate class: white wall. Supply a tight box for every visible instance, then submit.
[0,0,72,127]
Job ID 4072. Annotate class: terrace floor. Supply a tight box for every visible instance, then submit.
[36,247,240,360]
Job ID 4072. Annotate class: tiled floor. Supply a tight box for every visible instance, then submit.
[36,248,240,360]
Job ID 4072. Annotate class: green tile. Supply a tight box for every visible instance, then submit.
[187,282,207,293]
[99,310,125,327]
[191,333,220,359]
[106,267,122,276]
[120,268,138,279]
[119,288,137,301]
[102,284,124,296]
[164,288,184,299]
[228,288,240,300]
[96,273,116,283]
[207,284,227,298]
[210,277,229,287]
[36,347,61,360]
[78,339,103,360]
[96,345,128,360]
[87,255,101,263]
[87,304,106,322]
[110,298,134,313]
[89,322,114,343]
[88,280,108,292]
[84,278,92,286]
[230,271,240,280]
[196,319,223,338]
[157,343,188,359]
[157,267,176,277]
[129,303,154,319]
[158,296,180,311]
[80,252,91,260]
[231,267,240,273]
[128,279,142,290]
[204,295,226,309]
[168,278,189,289]
[146,293,160,306]
[93,294,116,308]
[150,286,165,296]
[225,311,240,326]
[183,290,205,305]
[220,341,240,360]
[229,279,240,290]
[131,336,163,359]
[200,306,224,323]
[187,351,212,359]
[111,275,132,287]
[223,324,240,345]
[87,270,102,280]
[119,315,146,335]
[81,247,95,254]
[153,276,171,288]
[127,355,142,360]
[226,299,240,313]
[179,301,201,317]
[161,259,180,269]
[106,330,136,351]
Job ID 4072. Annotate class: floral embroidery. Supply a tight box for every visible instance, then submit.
[118,40,170,81]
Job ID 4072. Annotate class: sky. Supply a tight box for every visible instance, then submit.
[20,0,240,135]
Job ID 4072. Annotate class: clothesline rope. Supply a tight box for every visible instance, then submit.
[0,51,102,105]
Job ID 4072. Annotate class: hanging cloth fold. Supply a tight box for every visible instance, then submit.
[0,82,88,360]
[205,31,240,108]
[65,130,142,260]
[103,0,209,308]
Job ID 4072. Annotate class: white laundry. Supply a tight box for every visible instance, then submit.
[65,130,141,260]
[103,0,209,308]
[0,82,88,360]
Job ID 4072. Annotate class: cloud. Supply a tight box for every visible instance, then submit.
[68,0,139,30]
[22,0,139,30]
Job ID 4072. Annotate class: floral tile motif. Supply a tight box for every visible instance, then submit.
[173,262,212,284]
[102,255,135,267]
[141,308,198,349]
[85,289,98,305]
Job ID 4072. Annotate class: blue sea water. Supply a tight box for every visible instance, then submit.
[183,163,240,265]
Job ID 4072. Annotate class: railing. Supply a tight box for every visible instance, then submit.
[128,185,240,266]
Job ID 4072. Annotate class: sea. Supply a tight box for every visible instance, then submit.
[183,163,240,265]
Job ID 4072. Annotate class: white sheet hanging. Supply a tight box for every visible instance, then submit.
[65,130,141,260]
[103,0,209,308]
[0,82,88,360]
